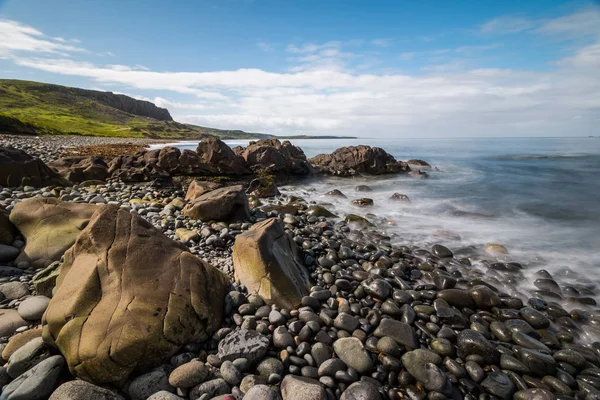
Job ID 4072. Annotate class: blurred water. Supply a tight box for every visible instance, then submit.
[160,137,600,300]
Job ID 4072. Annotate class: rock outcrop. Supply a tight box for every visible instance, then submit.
[183,185,251,222]
[232,218,310,309]
[47,156,110,183]
[196,137,250,176]
[239,139,311,176]
[42,205,229,385]
[310,145,408,176]
[0,147,67,187]
[246,177,280,198]
[9,198,98,268]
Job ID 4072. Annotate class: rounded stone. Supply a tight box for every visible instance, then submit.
[17,296,50,321]
[168,360,208,389]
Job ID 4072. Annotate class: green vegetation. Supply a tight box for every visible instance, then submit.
[0,79,272,140]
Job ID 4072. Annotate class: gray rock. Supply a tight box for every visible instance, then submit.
[256,358,284,379]
[401,349,451,395]
[318,359,346,377]
[243,384,282,400]
[481,372,516,400]
[17,296,50,321]
[0,282,30,300]
[373,318,419,350]
[333,337,373,374]
[333,313,359,332]
[7,337,51,378]
[280,375,326,400]
[273,326,295,349]
[0,245,19,263]
[0,355,64,400]
[220,360,242,385]
[128,366,174,400]
[189,378,230,399]
[49,380,126,400]
[218,330,270,365]
[340,381,382,400]
[146,391,184,400]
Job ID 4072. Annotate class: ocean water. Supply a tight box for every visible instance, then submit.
[158,137,600,302]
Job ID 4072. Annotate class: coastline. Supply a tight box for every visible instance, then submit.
[0,133,599,400]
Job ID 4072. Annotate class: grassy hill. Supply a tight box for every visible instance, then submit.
[0,79,272,140]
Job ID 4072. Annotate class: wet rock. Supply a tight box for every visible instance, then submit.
[481,372,516,400]
[310,145,407,176]
[218,330,270,365]
[373,318,419,350]
[457,329,500,365]
[128,366,174,400]
[340,381,382,400]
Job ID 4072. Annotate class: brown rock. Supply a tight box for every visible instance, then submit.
[9,198,98,268]
[239,139,311,175]
[233,218,310,309]
[42,205,229,385]
[196,137,250,176]
[246,178,280,198]
[2,327,43,361]
[183,185,251,222]
[310,145,407,176]
[0,310,27,337]
[352,198,374,207]
[390,193,410,202]
[185,180,222,202]
[0,147,67,187]
[47,157,109,183]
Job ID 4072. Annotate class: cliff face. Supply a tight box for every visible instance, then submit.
[70,89,173,121]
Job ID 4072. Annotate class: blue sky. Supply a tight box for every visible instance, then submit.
[1,0,599,137]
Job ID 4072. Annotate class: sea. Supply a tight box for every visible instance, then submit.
[153,137,600,302]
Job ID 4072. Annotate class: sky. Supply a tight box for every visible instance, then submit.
[0,0,599,138]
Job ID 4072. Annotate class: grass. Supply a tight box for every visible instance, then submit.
[0,79,271,140]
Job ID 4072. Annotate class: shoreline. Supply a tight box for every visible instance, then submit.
[1,133,599,400]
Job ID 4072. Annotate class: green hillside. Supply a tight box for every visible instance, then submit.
[0,79,272,140]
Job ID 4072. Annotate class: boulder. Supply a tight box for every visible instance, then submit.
[0,207,17,245]
[47,156,110,183]
[232,218,310,309]
[196,137,250,176]
[185,180,222,202]
[246,177,280,198]
[239,139,311,176]
[49,380,126,400]
[0,147,67,187]
[310,145,407,176]
[183,185,251,222]
[9,198,98,268]
[42,205,229,385]
[2,328,43,361]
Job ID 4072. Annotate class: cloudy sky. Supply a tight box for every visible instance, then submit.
[1,0,599,137]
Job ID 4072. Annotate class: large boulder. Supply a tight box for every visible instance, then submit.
[196,137,250,176]
[47,157,110,183]
[0,207,17,245]
[42,205,229,385]
[0,147,67,187]
[232,218,310,309]
[9,198,98,268]
[183,185,251,222]
[108,153,169,183]
[239,139,311,176]
[185,180,222,202]
[310,145,408,176]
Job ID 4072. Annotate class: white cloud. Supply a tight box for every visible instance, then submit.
[480,16,535,34]
[0,19,85,57]
[2,10,600,137]
[371,38,391,47]
[536,8,600,37]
